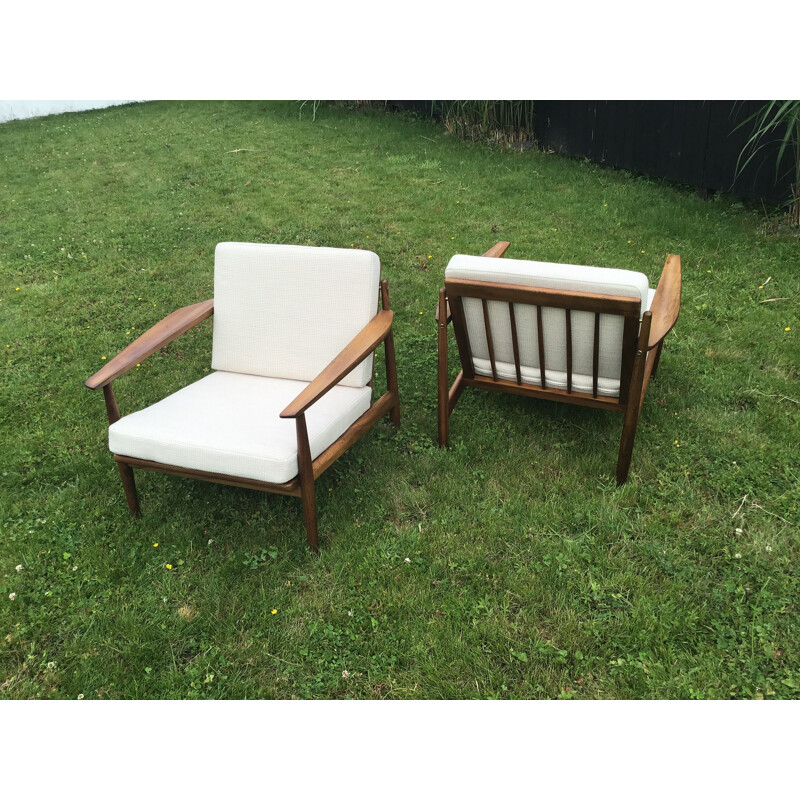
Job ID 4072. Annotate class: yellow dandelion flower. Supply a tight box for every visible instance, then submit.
[758,285,763,289]
[15,287,19,291]
[165,564,172,569]
[366,235,370,239]
[786,327,792,332]
[153,543,158,547]
[271,609,277,614]
[101,356,107,360]
[641,250,645,254]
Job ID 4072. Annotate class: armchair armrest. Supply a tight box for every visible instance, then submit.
[280,310,394,419]
[481,241,511,259]
[647,254,681,350]
[85,299,214,389]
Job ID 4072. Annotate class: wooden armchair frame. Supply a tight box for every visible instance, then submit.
[437,242,681,484]
[86,281,400,553]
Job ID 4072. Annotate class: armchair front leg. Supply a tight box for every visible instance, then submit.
[295,414,318,553]
[85,298,214,519]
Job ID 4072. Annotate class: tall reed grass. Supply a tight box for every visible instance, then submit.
[434,100,535,144]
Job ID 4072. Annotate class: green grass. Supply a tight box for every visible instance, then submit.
[1,100,798,699]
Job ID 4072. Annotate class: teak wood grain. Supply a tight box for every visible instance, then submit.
[86,299,214,389]
[280,310,393,418]
[647,254,681,349]
[437,243,681,484]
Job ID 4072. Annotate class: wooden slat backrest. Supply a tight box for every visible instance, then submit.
[445,277,642,405]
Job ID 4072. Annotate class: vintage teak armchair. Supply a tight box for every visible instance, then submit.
[436,242,681,484]
[85,243,400,552]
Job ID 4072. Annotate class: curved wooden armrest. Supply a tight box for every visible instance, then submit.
[647,254,681,350]
[481,241,511,258]
[85,299,214,389]
[280,310,394,419]
[435,298,451,324]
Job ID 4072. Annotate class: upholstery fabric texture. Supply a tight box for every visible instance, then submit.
[109,371,373,484]
[445,255,652,397]
[211,242,381,388]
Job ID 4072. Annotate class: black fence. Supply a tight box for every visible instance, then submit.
[533,101,795,204]
[386,100,796,205]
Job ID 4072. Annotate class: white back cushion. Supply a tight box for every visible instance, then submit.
[445,255,651,395]
[212,243,381,388]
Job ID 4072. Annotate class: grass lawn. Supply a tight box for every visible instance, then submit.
[1,100,798,699]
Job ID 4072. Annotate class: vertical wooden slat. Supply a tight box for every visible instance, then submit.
[536,305,546,388]
[508,303,522,385]
[482,299,498,381]
[449,295,475,380]
[565,308,573,394]
[592,312,600,398]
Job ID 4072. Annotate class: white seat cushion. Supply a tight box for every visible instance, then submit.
[446,254,652,398]
[108,371,372,484]
[211,242,380,389]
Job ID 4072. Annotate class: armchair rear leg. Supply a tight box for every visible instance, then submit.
[381,279,400,428]
[616,407,641,485]
[437,289,450,447]
[617,347,649,485]
[116,461,141,516]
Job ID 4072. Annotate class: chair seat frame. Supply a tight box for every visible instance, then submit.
[86,280,400,553]
[437,242,681,484]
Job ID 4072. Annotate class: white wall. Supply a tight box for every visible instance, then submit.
[0,100,142,123]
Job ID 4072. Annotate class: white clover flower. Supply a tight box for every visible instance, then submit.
[734,553,742,559]
[735,528,743,534]
[8,593,17,601]
[77,694,85,700]
[342,670,351,679]
[72,565,78,571]
[347,610,353,617]
[404,557,411,563]
[765,545,773,552]
[15,564,23,572]
[46,661,56,670]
